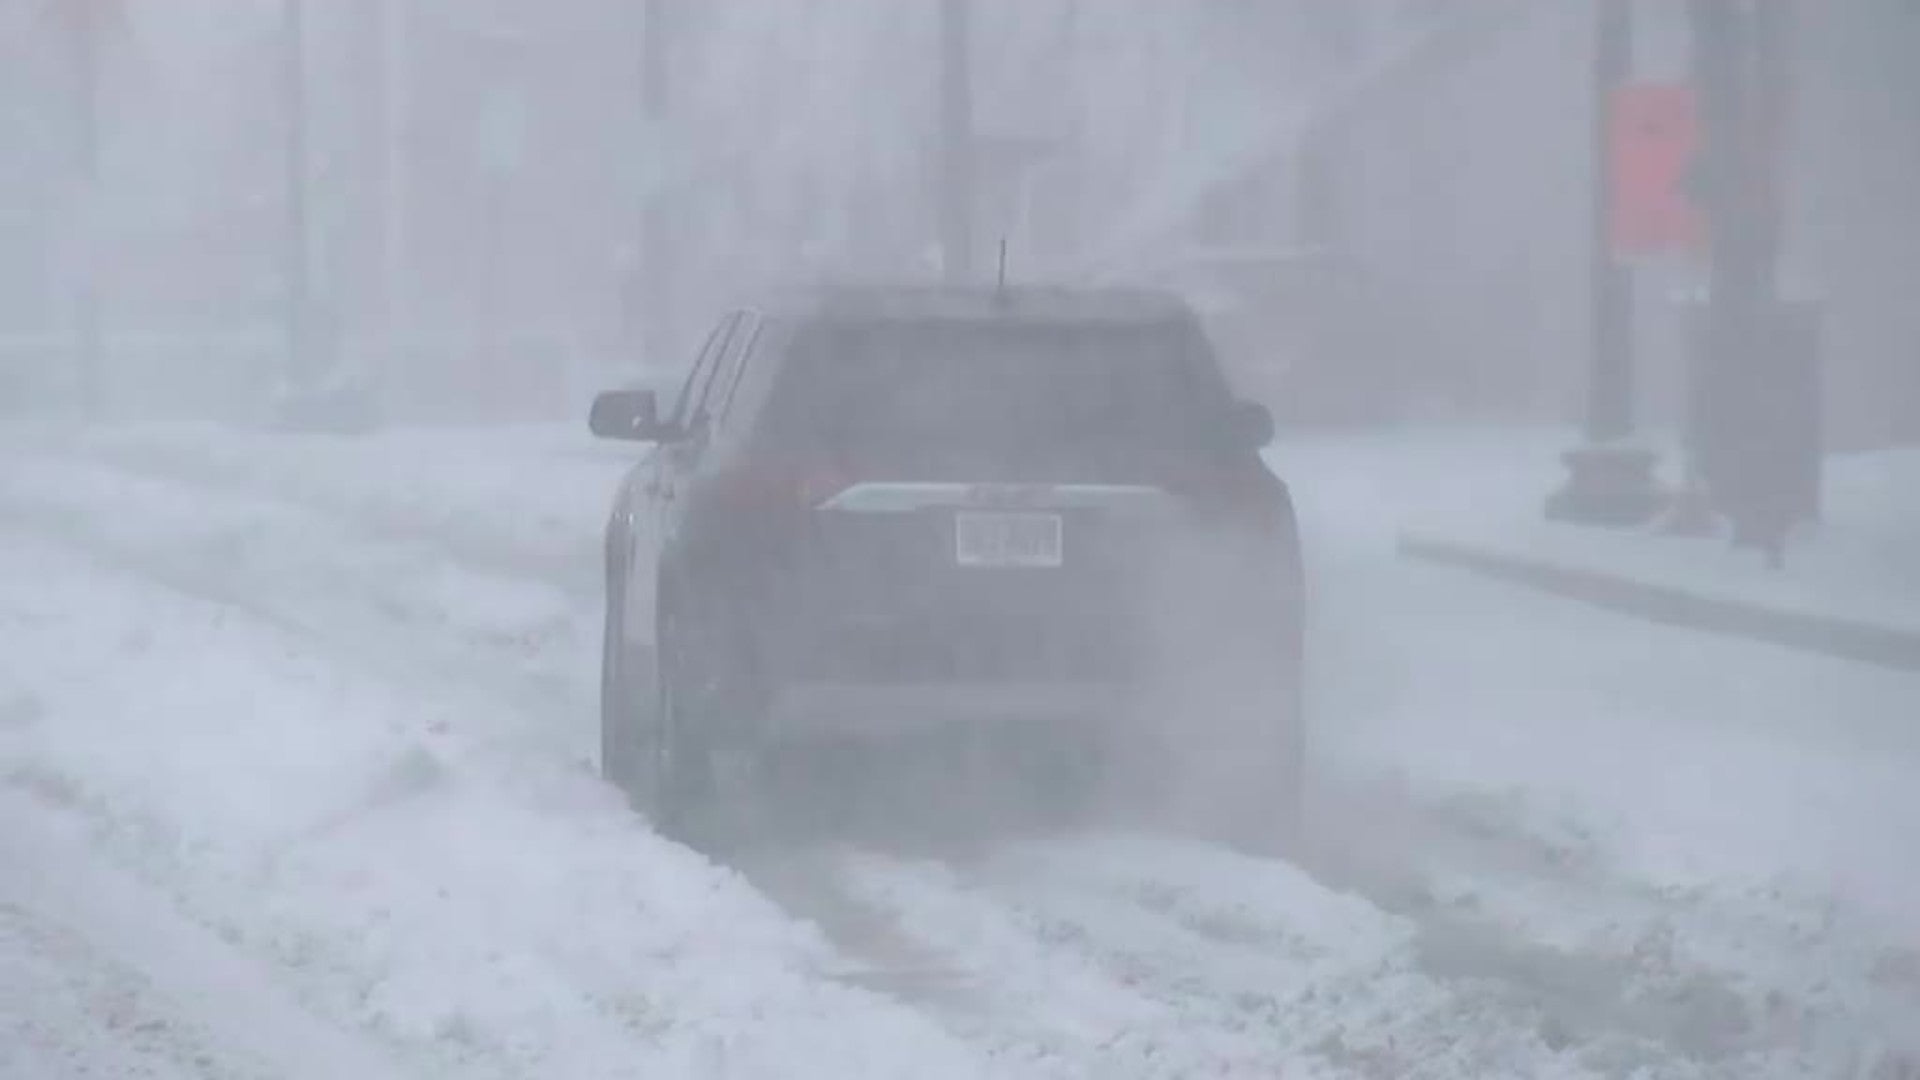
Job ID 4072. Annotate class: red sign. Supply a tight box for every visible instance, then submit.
[1609,82,1705,257]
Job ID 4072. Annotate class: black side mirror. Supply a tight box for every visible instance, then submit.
[589,389,677,442]
[1229,398,1275,450]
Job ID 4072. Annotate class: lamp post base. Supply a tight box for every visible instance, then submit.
[1545,444,1666,527]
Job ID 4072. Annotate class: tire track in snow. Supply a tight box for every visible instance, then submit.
[837,836,1603,1079]
[836,847,1293,1079]
[1302,773,1920,1077]
[802,796,1913,1080]
[731,844,984,1012]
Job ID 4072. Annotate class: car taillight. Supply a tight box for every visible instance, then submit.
[798,457,875,507]
[1177,462,1281,528]
[795,465,857,508]
[710,459,856,509]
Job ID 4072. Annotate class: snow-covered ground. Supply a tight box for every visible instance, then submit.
[1283,432,1920,1072]
[3,421,1916,1078]
[1377,427,1920,637]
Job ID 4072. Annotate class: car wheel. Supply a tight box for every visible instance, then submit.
[1242,566,1307,858]
[600,596,641,794]
[1233,665,1306,859]
[651,602,716,841]
[1196,605,1305,860]
[1267,685,1308,855]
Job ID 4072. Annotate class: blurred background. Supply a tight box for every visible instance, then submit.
[0,1,1914,447]
[3,10,1919,1071]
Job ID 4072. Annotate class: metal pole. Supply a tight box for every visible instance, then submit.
[1588,0,1633,443]
[1690,0,1804,560]
[1546,0,1661,526]
[1694,1,1768,323]
[284,0,311,392]
[634,0,671,369]
[1689,0,1755,492]
[1750,0,1788,293]
[72,1,102,416]
[377,0,410,385]
[939,0,974,283]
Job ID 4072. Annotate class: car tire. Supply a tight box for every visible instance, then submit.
[1231,653,1306,859]
[651,599,717,842]
[600,595,642,794]
[602,585,713,842]
[1265,687,1308,857]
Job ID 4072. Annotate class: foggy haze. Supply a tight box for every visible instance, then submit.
[5,0,1343,420]
[2,3,1916,1078]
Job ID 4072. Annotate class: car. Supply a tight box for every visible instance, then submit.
[590,284,1306,852]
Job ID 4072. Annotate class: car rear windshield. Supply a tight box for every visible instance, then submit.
[759,317,1236,475]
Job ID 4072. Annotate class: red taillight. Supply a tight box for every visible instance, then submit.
[796,467,856,507]
[1174,462,1281,528]
[710,460,856,509]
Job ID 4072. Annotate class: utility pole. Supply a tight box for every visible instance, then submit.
[283,0,313,392]
[68,0,105,417]
[626,0,672,371]
[1587,0,1633,445]
[1688,0,1811,565]
[1692,1,1764,376]
[1547,0,1663,526]
[938,0,975,283]
[374,0,410,386]
[641,0,672,367]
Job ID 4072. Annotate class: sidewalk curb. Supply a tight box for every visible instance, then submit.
[1397,530,1920,673]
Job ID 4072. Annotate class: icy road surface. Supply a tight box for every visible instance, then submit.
[2,423,1915,1079]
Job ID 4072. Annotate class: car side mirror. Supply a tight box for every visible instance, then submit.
[1229,399,1275,450]
[589,389,678,442]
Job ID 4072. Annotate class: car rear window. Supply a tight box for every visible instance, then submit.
[758,318,1235,473]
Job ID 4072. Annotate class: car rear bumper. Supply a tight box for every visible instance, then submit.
[765,680,1129,740]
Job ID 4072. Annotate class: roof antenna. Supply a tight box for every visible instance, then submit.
[994,237,1010,302]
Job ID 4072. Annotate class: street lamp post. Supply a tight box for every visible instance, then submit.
[66,0,111,417]
[374,0,411,386]
[1586,0,1634,446]
[939,0,975,284]
[1546,0,1665,527]
[637,0,672,369]
[282,0,312,392]
[1686,0,1814,566]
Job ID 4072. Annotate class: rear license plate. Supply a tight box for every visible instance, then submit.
[955,511,1064,568]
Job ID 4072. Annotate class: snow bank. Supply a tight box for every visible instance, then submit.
[0,530,990,1078]
[38,422,629,594]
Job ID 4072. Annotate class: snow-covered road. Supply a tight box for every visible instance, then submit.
[2,423,1914,1078]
